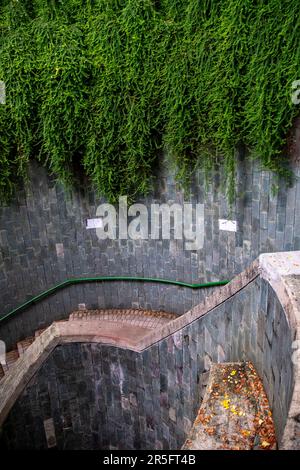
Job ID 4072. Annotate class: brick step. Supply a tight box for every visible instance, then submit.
[2,349,20,375]
[17,337,35,356]
[69,308,177,329]
[1,331,47,378]
[182,362,277,451]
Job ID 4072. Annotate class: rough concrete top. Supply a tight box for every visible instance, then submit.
[259,251,300,279]
[259,251,300,333]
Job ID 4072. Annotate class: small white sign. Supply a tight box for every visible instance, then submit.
[219,219,237,232]
[86,218,103,229]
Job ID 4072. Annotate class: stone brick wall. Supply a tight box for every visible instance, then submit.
[1,276,293,450]
[1,153,300,348]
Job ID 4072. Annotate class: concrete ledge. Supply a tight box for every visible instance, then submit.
[139,258,260,349]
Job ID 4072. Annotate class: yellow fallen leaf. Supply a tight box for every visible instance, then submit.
[221,399,230,409]
[261,441,271,448]
[230,370,237,376]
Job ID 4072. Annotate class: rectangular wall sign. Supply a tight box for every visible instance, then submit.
[219,219,237,232]
[86,218,103,229]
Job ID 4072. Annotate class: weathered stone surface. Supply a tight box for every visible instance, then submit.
[183,362,276,450]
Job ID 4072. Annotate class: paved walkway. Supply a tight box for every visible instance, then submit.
[183,362,277,450]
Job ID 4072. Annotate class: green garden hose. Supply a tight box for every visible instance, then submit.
[0,276,230,324]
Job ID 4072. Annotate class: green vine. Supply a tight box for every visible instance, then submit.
[0,0,299,204]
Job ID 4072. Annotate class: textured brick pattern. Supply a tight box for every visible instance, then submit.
[0,277,294,450]
[1,155,300,348]
[69,308,177,329]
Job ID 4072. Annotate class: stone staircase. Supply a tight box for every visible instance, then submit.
[69,308,176,327]
[0,312,278,451]
[0,308,177,381]
[183,362,277,450]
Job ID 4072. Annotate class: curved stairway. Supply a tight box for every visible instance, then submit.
[1,252,300,449]
[0,308,177,381]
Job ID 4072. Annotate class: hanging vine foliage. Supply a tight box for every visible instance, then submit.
[0,0,299,204]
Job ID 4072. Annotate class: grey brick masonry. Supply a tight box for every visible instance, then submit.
[0,277,293,450]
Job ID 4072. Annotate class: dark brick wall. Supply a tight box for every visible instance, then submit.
[1,277,293,450]
[1,156,300,348]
